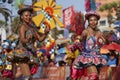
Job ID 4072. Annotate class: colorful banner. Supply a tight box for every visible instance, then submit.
[63,6,75,28]
[42,66,66,80]
[99,66,120,80]
[33,66,120,80]
[111,67,120,80]
[99,67,110,80]
[33,66,69,80]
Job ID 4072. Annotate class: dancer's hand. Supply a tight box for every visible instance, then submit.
[44,26,50,34]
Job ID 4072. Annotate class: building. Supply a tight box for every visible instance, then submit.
[95,0,120,30]
[96,0,120,18]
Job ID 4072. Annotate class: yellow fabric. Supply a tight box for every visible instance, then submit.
[42,0,48,9]
[51,2,56,7]
[74,49,80,58]
[54,9,62,17]
[51,54,55,60]
[100,48,109,54]
[33,1,42,11]
[48,0,54,6]
[39,25,46,33]
[32,14,44,27]
[48,18,56,29]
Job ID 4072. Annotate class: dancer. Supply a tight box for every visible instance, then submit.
[73,11,107,80]
[15,6,49,80]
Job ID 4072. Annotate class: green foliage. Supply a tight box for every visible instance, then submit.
[10,16,20,34]
[99,1,120,27]
[0,20,5,26]
[99,1,120,12]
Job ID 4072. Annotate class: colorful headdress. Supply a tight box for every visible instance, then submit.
[32,0,64,33]
[85,11,100,20]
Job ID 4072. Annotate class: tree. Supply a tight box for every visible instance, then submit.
[10,16,20,34]
[99,3,113,27]
[116,7,120,21]
[0,20,5,27]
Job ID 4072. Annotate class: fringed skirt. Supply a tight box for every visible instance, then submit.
[73,50,107,69]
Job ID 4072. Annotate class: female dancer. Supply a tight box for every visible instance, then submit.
[73,11,107,80]
[15,6,49,79]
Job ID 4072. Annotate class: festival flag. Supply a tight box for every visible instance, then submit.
[63,6,75,28]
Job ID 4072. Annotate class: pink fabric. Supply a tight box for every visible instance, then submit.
[2,70,13,78]
[30,65,38,75]
[70,66,87,79]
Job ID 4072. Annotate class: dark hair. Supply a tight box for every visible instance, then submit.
[88,15,99,22]
[19,10,32,22]
[18,7,33,15]
[109,50,119,65]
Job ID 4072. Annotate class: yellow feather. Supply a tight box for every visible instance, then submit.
[74,49,79,58]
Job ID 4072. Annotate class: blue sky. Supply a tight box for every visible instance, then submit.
[56,0,85,12]
[0,0,85,22]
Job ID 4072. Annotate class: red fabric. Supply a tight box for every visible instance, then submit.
[70,66,87,79]
[31,65,39,75]
[101,42,120,52]
[2,70,13,78]
[76,26,85,35]
[71,12,85,35]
